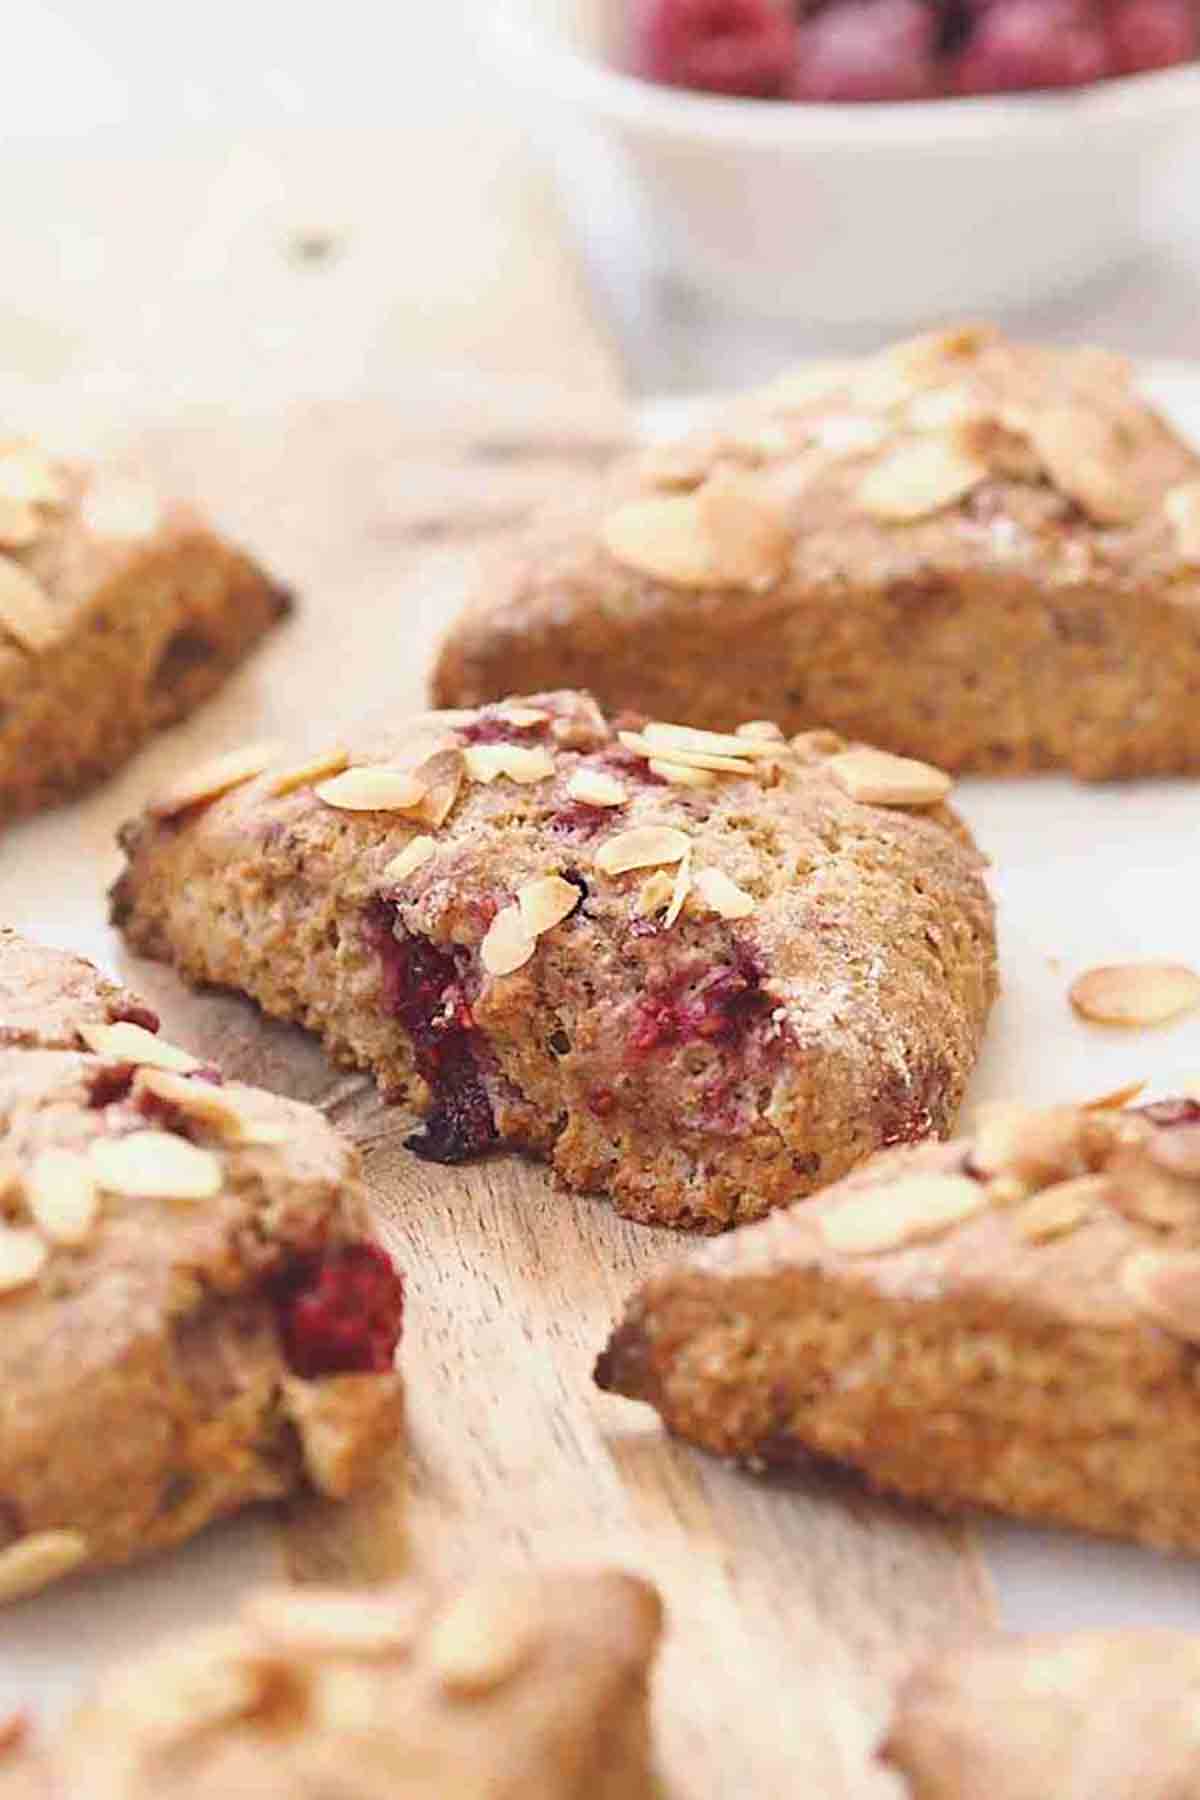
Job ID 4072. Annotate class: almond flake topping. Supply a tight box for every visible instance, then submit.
[0,1225,48,1292]
[91,1131,223,1201]
[133,1068,289,1146]
[760,361,855,412]
[829,747,952,807]
[643,721,780,761]
[1069,963,1200,1028]
[0,1530,88,1604]
[663,852,692,928]
[693,866,755,919]
[81,477,162,541]
[461,744,555,786]
[0,555,59,654]
[410,747,464,827]
[26,1149,100,1245]
[1121,1248,1200,1345]
[267,747,349,797]
[495,706,549,728]
[636,871,676,917]
[601,475,789,593]
[565,768,626,808]
[101,1630,269,1745]
[649,757,715,789]
[1165,482,1200,561]
[619,730,750,776]
[858,434,987,522]
[383,835,437,884]
[595,826,691,877]
[736,720,785,742]
[151,741,282,818]
[695,473,792,588]
[480,905,535,978]
[517,875,580,938]
[427,1589,539,1698]
[1020,406,1143,525]
[1014,1175,1105,1244]
[245,1588,420,1658]
[1082,1079,1146,1112]
[0,498,40,549]
[819,1172,989,1256]
[0,445,66,507]
[315,766,427,812]
[80,1020,202,1074]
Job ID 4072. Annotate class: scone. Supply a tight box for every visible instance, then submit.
[0,1570,663,1799]
[0,929,403,1601]
[0,439,289,823]
[110,691,997,1230]
[433,325,1200,779]
[881,1629,1200,1799]
[597,1094,1200,1550]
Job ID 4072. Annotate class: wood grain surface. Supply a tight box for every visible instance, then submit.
[0,392,989,1797]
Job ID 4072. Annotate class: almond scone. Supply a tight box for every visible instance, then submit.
[433,326,1200,779]
[0,440,289,823]
[881,1629,1200,1799]
[0,1570,663,1799]
[597,1094,1200,1550]
[0,929,402,1600]
[110,692,996,1230]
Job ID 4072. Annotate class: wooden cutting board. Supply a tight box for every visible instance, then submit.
[0,392,989,1796]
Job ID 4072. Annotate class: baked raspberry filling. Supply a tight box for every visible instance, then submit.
[271,1243,404,1378]
[367,902,497,1164]
[628,949,770,1056]
[458,709,543,746]
[878,1060,952,1147]
[1140,1097,1200,1128]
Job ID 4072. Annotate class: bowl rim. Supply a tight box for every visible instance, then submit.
[491,0,1200,151]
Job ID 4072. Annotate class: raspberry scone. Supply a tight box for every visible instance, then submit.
[0,439,289,824]
[597,1095,1200,1550]
[110,692,996,1230]
[1,1570,663,1799]
[433,325,1200,779]
[881,1629,1200,1800]
[0,929,403,1602]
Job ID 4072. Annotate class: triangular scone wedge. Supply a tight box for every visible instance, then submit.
[0,1570,662,1800]
[432,326,1200,781]
[0,930,402,1602]
[597,1095,1200,1551]
[111,692,996,1230]
[881,1629,1200,1799]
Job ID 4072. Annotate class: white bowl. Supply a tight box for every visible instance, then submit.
[492,0,1200,325]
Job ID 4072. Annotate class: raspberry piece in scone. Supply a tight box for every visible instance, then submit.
[0,930,401,1605]
[110,692,996,1231]
[597,1094,1200,1551]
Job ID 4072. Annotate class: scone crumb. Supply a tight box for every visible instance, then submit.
[26,1148,100,1245]
[315,766,427,813]
[267,747,350,798]
[1069,963,1200,1027]
[517,875,581,939]
[480,905,535,978]
[91,1130,224,1201]
[648,758,716,788]
[245,1588,420,1659]
[1014,1176,1104,1244]
[462,744,555,786]
[0,1530,88,1603]
[80,1020,202,1074]
[0,555,60,654]
[857,434,987,522]
[565,768,626,808]
[820,1172,989,1256]
[134,1068,289,1146]
[693,866,756,919]
[427,1588,538,1698]
[1165,481,1200,561]
[383,836,437,884]
[829,748,953,807]
[1120,1248,1200,1345]
[0,1224,48,1291]
[151,742,282,818]
[595,825,691,876]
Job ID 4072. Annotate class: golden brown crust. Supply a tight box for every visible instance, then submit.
[596,1095,1200,1550]
[110,693,996,1230]
[881,1629,1200,1799]
[0,445,289,824]
[433,327,1200,780]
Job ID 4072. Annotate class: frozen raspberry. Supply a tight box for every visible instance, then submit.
[1106,0,1197,72]
[632,0,798,98]
[272,1243,404,1378]
[791,0,940,101]
[954,0,1110,91]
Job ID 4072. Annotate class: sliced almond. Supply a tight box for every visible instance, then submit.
[1021,406,1142,525]
[151,741,282,818]
[91,1131,223,1201]
[648,757,716,789]
[80,1020,202,1074]
[0,498,41,549]
[858,435,987,522]
[383,835,437,883]
[133,1068,289,1146]
[517,875,580,938]
[1069,963,1200,1028]
[25,1149,100,1245]
[0,555,59,653]
[829,747,952,807]
[0,1530,88,1603]
[410,747,464,827]
[636,871,676,917]
[1165,482,1200,561]
[694,474,791,590]
[905,385,980,432]
[0,445,66,507]
[1014,1175,1105,1243]
[601,476,788,593]
[495,706,549,728]
[642,721,780,762]
[819,1172,989,1256]
[461,744,555,786]
[693,866,756,920]
[594,825,691,877]
[315,766,427,812]
[736,720,785,742]
[809,413,889,456]
[1121,1248,1200,1344]
[0,1225,48,1292]
[267,747,349,797]
[663,851,692,928]
[620,730,750,776]
[760,362,854,411]
[480,906,535,978]
[1082,1079,1146,1112]
[565,767,626,808]
[427,1588,539,1698]
[80,477,162,540]
[99,1630,270,1745]
[245,1588,420,1658]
